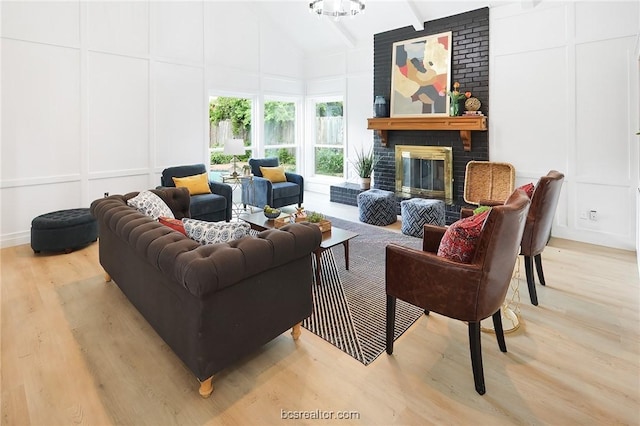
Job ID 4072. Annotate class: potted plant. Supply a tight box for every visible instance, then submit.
[351,148,377,190]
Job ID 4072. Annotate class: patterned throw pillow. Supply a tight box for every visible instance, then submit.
[159,217,186,235]
[182,218,250,245]
[127,190,174,220]
[437,210,490,263]
[517,182,535,199]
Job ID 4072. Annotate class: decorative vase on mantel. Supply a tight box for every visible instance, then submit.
[359,177,371,190]
[373,96,387,118]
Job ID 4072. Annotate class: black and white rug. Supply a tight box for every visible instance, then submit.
[302,217,425,365]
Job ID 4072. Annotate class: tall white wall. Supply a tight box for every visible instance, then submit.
[0,1,304,248]
[304,46,374,194]
[490,1,639,250]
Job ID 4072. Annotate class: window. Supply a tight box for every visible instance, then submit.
[311,98,344,178]
[209,95,252,175]
[264,98,298,172]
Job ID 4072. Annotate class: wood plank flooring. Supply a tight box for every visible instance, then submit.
[1,192,639,425]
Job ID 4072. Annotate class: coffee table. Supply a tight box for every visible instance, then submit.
[240,211,358,285]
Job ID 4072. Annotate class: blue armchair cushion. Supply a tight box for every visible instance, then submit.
[189,193,228,219]
[273,182,300,199]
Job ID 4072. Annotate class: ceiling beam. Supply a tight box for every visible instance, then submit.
[405,0,424,31]
[329,20,358,49]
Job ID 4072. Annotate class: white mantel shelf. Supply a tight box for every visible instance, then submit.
[367,116,487,151]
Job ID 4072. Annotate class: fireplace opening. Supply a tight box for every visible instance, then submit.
[395,145,453,201]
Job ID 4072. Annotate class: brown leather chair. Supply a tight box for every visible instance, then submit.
[521,170,565,306]
[385,190,531,395]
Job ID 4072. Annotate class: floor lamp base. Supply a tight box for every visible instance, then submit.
[481,306,520,334]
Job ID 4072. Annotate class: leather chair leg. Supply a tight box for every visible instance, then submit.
[468,322,486,395]
[524,255,539,306]
[534,254,546,286]
[386,295,396,354]
[492,310,507,353]
[424,310,430,315]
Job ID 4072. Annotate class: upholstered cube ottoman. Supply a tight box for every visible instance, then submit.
[31,208,98,254]
[357,189,397,226]
[400,198,446,237]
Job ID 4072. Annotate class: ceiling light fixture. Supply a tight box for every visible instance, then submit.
[309,0,365,20]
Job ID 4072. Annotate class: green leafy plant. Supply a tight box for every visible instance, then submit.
[351,148,376,178]
[315,148,344,176]
[306,211,324,223]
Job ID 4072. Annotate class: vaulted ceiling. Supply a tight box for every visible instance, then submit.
[253,0,494,54]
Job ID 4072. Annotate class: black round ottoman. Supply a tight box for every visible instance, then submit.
[31,208,98,254]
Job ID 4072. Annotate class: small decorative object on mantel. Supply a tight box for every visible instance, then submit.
[373,96,387,118]
[448,82,471,116]
[465,96,481,112]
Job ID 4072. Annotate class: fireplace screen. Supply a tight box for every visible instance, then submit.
[395,145,453,200]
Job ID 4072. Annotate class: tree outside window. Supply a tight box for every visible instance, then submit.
[209,96,251,173]
[264,99,297,172]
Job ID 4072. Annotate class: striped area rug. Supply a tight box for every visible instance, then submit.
[302,217,425,365]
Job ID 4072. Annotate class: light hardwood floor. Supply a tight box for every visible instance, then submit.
[2,191,639,425]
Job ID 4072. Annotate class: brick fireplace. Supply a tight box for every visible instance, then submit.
[330,7,490,225]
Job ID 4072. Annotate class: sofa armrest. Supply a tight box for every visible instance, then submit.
[208,181,233,221]
[423,224,447,253]
[285,172,303,187]
[249,176,274,208]
[285,172,304,205]
[478,199,504,207]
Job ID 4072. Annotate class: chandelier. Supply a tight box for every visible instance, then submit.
[309,0,365,20]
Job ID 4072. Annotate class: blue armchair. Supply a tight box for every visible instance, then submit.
[160,164,232,222]
[242,158,303,209]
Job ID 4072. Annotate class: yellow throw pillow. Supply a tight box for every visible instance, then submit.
[172,173,212,195]
[260,166,287,183]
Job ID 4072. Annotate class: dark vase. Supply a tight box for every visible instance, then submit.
[374,96,387,117]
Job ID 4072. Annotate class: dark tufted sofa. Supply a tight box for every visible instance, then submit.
[90,187,322,397]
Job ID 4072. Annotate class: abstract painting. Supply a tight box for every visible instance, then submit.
[390,32,452,117]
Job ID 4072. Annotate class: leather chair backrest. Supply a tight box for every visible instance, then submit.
[161,164,207,187]
[521,171,565,257]
[472,190,531,319]
[249,158,279,178]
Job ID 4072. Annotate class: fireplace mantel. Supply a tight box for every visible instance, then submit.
[367,116,487,151]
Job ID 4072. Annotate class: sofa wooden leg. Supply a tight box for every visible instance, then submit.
[104,271,111,282]
[198,376,214,398]
[291,322,302,340]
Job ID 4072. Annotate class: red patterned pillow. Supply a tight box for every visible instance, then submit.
[518,182,535,199]
[437,210,490,263]
[159,216,186,236]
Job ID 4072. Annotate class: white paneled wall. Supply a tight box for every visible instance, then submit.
[87,52,150,173]
[2,40,82,183]
[0,1,305,248]
[154,63,205,166]
[491,2,639,250]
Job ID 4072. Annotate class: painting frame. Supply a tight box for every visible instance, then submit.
[390,31,452,118]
